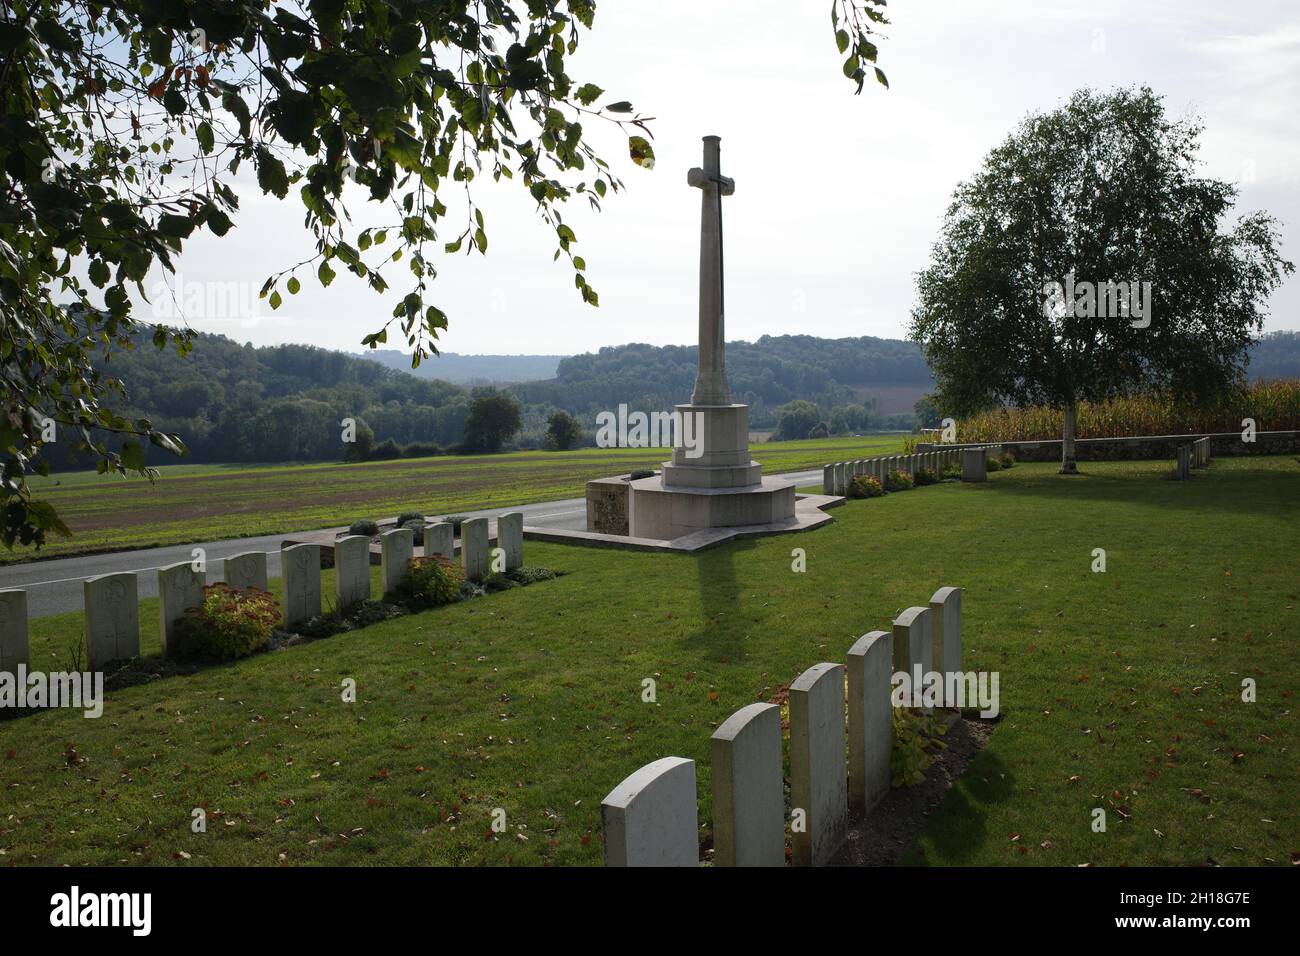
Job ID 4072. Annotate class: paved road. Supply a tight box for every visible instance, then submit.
[0,468,824,618]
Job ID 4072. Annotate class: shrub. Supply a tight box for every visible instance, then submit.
[940,464,962,481]
[914,467,939,486]
[401,519,425,545]
[174,585,279,660]
[482,572,519,593]
[986,456,1003,472]
[443,514,469,533]
[885,469,914,492]
[369,438,403,460]
[505,566,558,585]
[998,451,1016,469]
[901,435,918,453]
[629,469,655,480]
[848,474,885,498]
[402,442,443,458]
[396,555,463,608]
[349,518,379,537]
[892,708,946,786]
[396,510,425,526]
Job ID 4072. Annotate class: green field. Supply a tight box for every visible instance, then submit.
[8,436,906,564]
[2,455,1295,866]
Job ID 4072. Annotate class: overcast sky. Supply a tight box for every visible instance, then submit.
[137,0,1300,358]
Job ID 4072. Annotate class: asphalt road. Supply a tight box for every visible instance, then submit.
[0,468,825,617]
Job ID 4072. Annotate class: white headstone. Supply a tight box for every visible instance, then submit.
[601,756,698,867]
[84,572,139,669]
[282,543,321,626]
[334,535,371,609]
[158,561,204,657]
[930,586,963,681]
[223,551,268,592]
[789,662,848,866]
[893,606,933,712]
[822,464,834,495]
[961,448,987,482]
[0,589,29,673]
[461,517,489,582]
[847,630,893,815]
[711,702,784,867]
[498,512,524,571]
[380,528,414,596]
[426,521,454,559]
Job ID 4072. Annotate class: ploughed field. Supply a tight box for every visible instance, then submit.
[9,436,905,563]
[1,456,1295,866]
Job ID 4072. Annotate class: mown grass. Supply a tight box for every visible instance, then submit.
[1,455,1295,866]
[8,436,905,564]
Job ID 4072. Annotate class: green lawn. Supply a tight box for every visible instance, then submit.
[7,436,906,564]
[2,455,1295,866]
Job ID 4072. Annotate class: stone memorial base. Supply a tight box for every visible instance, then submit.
[621,403,796,541]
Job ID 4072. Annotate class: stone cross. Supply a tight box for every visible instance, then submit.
[687,135,735,406]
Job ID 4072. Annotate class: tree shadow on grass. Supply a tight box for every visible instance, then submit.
[898,740,1016,866]
[973,461,1297,520]
[681,537,758,660]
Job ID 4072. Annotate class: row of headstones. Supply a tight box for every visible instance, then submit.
[822,447,1000,495]
[0,513,526,674]
[601,586,963,867]
[1176,437,1212,479]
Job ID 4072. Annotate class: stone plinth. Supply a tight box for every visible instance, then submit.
[660,404,761,488]
[628,474,795,541]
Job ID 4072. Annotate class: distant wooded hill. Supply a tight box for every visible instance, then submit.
[352,349,563,385]
[55,327,1300,467]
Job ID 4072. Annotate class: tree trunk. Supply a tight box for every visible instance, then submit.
[1060,401,1079,474]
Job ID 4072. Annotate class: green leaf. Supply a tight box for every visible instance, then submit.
[628,135,655,169]
[318,260,336,287]
[575,83,604,105]
[606,101,633,113]
[835,29,850,54]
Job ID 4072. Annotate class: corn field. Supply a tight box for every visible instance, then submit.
[957,380,1300,443]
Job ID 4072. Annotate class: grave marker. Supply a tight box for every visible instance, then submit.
[0,589,29,672]
[847,630,892,815]
[711,702,783,867]
[498,512,524,570]
[334,535,371,609]
[282,543,321,627]
[84,572,139,669]
[426,521,454,559]
[461,517,489,582]
[602,756,698,867]
[157,561,204,657]
[223,551,268,592]
[790,662,848,866]
[380,528,414,596]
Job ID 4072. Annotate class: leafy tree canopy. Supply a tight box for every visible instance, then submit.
[909,86,1293,471]
[1,0,891,547]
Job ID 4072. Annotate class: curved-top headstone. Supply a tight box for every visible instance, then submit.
[334,535,371,610]
[711,702,783,867]
[223,551,268,592]
[282,543,321,627]
[426,521,454,559]
[498,512,524,571]
[789,661,848,866]
[0,589,29,672]
[930,586,963,678]
[847,630,892,815]
[158,561,204,658]
[380,528,414,597]
[601,756,698,867]
[84,572,139,669]
[460,517,489,583]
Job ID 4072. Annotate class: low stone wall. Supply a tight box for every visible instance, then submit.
[586,475,632,535]
[918,430,1299,462]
